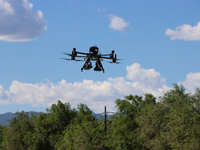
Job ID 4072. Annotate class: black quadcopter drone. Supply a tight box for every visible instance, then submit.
[61,46,120,73]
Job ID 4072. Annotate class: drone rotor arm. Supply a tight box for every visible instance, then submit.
[63,52,72,56]
[76,51,89,55]
[99,54,112,56]
[60,58,84,61]
[107,61,122,64]
[60,58,71,60]
[99,56,113,59]
[73,55,87,58]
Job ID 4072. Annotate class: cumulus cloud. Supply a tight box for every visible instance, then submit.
[0,85,11,104]
[179,72,200,93]
[2,63,200,112]
[0,0,47,42]
[165,22,200,41]
[126,63,166,89]
[0,63,170,112]
[109,14,130,31]
[0,0,14,15]
[9,79,122,112]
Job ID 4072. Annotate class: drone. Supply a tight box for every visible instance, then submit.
[61,46,121,73]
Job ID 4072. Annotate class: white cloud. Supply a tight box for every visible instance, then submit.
[179,72,200,93]
[0,85,11,105]
[126,63,166,88]
[165,22,200,41]
[0,0,14,15]
[2,63,200,112]
[0,0,47,42]
[109,14,130,31]
[0,63,168,112]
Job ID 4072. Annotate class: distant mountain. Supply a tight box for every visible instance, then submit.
[0,112,14,125]
[0,112,114,126]
[0,112,39,126]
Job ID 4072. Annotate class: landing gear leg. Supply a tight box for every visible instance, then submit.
[96,58,105,73]
[81,57,92,72]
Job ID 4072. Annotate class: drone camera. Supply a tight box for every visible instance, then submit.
[94,66,101,71]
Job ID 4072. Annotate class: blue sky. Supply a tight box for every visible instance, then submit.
[0,0,200,114]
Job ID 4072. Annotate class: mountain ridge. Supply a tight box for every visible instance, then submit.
[0,112,39,125]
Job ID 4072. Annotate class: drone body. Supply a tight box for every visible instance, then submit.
[61,46,120,73]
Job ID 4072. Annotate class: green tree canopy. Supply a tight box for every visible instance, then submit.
[2,84,200,150]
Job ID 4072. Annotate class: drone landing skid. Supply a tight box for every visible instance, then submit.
[82,66,93,70]
[81,57,93,72]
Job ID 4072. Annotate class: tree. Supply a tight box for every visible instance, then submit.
[56,103,103,150]
[3,84,200,149]
[136,100,170,149]
[32,100,77,150]
[160,84,200,149]
[2,100,77,150]
[0,125,5,150]
[106,94,156,150]
[136,84,200,150]
[2,111,35,150]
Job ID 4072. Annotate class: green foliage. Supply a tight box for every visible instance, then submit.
[136,84,200,150]
[1,100,77,150]
[0,125,4,150]
[2,111,35,150]
[38,101,77,149]
[160,84,200,149]
[56,104,104,150]
[2,84,200,149]
[136,101,170,149]
[105,94,156,150]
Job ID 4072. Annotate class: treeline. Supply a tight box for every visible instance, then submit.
[1,84,200,150]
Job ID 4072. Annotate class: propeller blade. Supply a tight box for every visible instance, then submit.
[62,52,72,56]
[74,59,85,61]
[113,54,122,61]
[60,58,71,61]
[62,53,87,58]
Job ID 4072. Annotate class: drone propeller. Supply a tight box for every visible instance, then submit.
[62,53,87,58]
[107,54,122,64]
[113,54,120,62]
[63,52,72,56]
[63,48,77,57]
[60,58,84,61]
